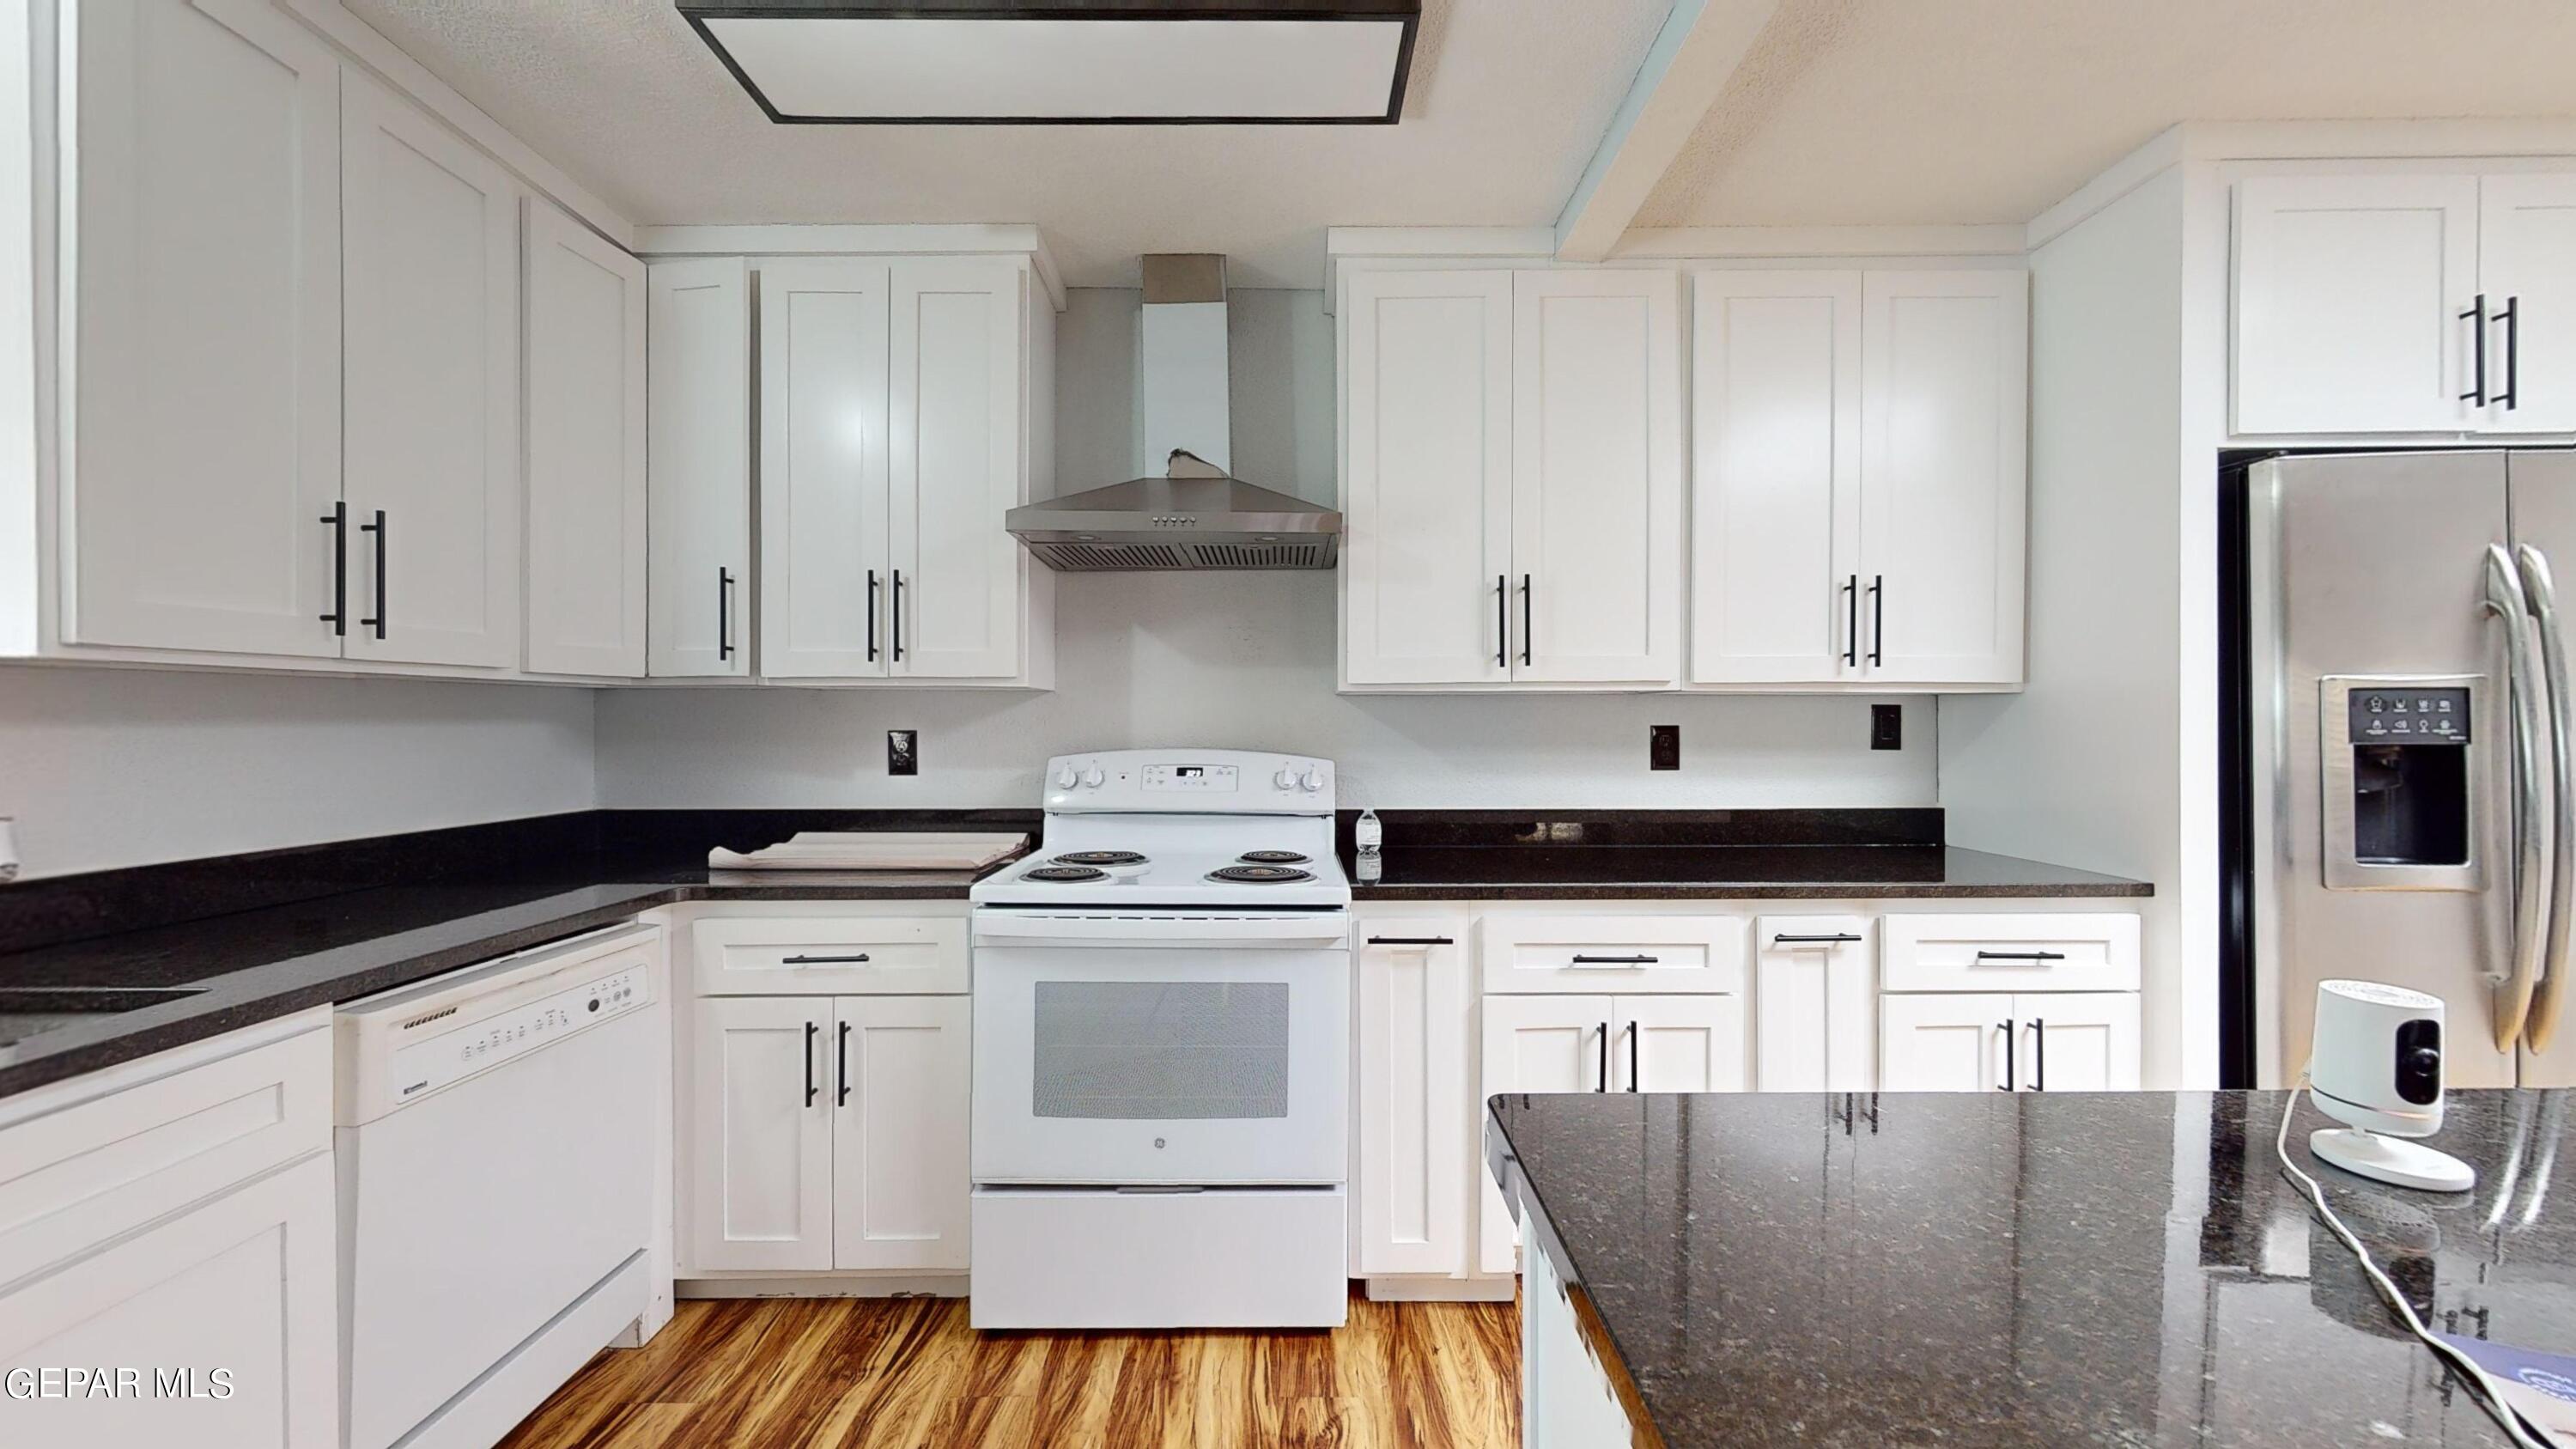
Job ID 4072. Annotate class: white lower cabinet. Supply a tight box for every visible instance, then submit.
[1353,923,1473,1278]
[687,993,969,1275]
[1880,991,2140,1093]
[1753,916,1874,1092]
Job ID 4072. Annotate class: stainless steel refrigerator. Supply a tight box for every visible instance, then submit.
[2230,450,2576,1089]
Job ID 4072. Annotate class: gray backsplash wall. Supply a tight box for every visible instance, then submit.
[593,288,1937,812]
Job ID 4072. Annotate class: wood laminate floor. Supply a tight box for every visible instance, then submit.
[494,1291,1520,1449]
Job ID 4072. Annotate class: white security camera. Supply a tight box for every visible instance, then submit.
[2307,979,2473,1192]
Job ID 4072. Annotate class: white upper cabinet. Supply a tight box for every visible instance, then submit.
[1340,270,1514,686]
[2478,173,2576,434]
[2233,174,2480,435]
[1510,271,1684,685]
[887,258,1030,679]
[648,257,752,678]
[523,198,647,678]
[759,259,892,679]
[1858,270,2028,687]
[64,0,343,657]
[340,72,520,669]
[1689,272,1861,685]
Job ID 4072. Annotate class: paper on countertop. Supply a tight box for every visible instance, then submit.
[708,831,1026,872]
[2439,1334,2576,1445]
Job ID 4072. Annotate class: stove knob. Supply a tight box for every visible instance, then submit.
[1054,763,1078,789]
[1082,766,1105,788]
[1273,767,1297,790]
[1297,767,1324,793]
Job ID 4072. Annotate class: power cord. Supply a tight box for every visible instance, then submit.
[2275,1072,2551,1449]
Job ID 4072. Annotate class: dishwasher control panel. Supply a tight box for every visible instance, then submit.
[390,962,653,1104]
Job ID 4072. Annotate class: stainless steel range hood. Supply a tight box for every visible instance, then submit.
[1006,255,1340,571]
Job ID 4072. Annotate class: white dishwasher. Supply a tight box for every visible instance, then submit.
[334,922,664,1449]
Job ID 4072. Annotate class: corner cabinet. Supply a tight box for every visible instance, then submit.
[647,257,753,678]
[1340,268,1682,690]
[523,198,647,678]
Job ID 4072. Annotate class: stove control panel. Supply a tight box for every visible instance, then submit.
[1045,750,1334,813]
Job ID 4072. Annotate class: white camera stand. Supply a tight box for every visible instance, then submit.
[2312,1127,2476,1192]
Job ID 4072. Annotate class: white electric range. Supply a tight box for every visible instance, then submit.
[968,749,1352,1330]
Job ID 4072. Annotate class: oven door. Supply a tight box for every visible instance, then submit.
[971,910,1350,1185]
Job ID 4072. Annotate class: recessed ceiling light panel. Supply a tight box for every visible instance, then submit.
[677,0,1422,125]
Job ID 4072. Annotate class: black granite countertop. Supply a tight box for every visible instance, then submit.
[1347,843,2151,899]
[1488,1088,2576,1448]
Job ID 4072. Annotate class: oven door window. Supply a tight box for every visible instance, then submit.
[1032,980,1290,1120]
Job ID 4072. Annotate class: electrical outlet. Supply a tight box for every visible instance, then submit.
[1871,704,1903,752]
[1649,724,1680,770]
[887,730,919,776]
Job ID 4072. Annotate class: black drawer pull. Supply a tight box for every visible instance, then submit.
[1975,950,2067,962]
[1772,933,1863,945]
[1366,935,1455,947]
[783,953,872,965]
[804,1020,819,1106]
[837,1020,852,1105]
[1571,953,1659,965]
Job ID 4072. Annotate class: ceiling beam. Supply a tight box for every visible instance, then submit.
[1552,0,1781,263]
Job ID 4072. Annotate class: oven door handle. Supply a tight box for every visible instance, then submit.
[971,911,1351,948]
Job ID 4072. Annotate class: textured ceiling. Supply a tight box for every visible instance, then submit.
[1637,0,2576,228]
[342,0,1671,287]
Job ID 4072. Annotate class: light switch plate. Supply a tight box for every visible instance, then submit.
[888,730,918,776]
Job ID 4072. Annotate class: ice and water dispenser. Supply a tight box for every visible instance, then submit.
[2322,676,2477,889]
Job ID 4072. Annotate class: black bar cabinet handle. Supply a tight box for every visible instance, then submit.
[717,567,734,661]
[783,953,872,965]
[359,509,386,639]
[1998,1019,2015,1092]
[2464,293,2490,405]
[1596,1021,1609,1093]
[1571,953,1660,965]
[866,569,880,663]
[318,503,347,634]
[837,1020,852,1105]
[1495,575,1508,670]
[1842,575,1858,666]
[804,1020,819,1106]
[1868,574,1884,667]
[1366,935,1455,947]
[1975,949,2068,962]
[2031,1019,2046,1093]
[1625,1020,1639,1093]
[2498,295,2521,411]
[892,569,906,663]
[1772,933,1863,945]
[1519,574,1533,667]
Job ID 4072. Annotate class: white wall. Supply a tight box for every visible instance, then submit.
[1938,170,2190,1085]
[596,287,1939,810]
[0,667,595,879]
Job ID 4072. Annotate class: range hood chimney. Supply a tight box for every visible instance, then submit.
[1005,254,1341,571]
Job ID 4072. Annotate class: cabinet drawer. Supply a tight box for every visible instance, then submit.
[1480,916,1746,995]
[0,1020,331,1287]
[691,916,968,995]
[1880,913,2140,994]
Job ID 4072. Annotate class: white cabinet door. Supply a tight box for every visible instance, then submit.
[647,257,751,677]
[1614,995,1747,1093]
[2012,992,2142,1093]
[830,995,969,1271]
[687,995,832,1272]
[1880,993,2014,1093]
[1340,269,1514,686]
[2478,173,2576,434]
[1690,271,1862,685]
[1753,916,1875,1092]
[341,72,519,669]
[1479,994,1612,1273]
[1510,270,1683,685]
[888,258,1025,679]
[759,259,891,678]
[522,198,646,677]
[1354,922,1471,1277]
[1858,270,2027,687]
[2233,174,2480,435]
[65,0,342,657]
[0,1154,338,1449]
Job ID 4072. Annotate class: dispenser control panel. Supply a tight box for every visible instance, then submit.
[2348,687,2470,743]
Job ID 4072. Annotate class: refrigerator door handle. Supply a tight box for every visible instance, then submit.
[2518,543,2574,1053]
[2488,544,2549,1051]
